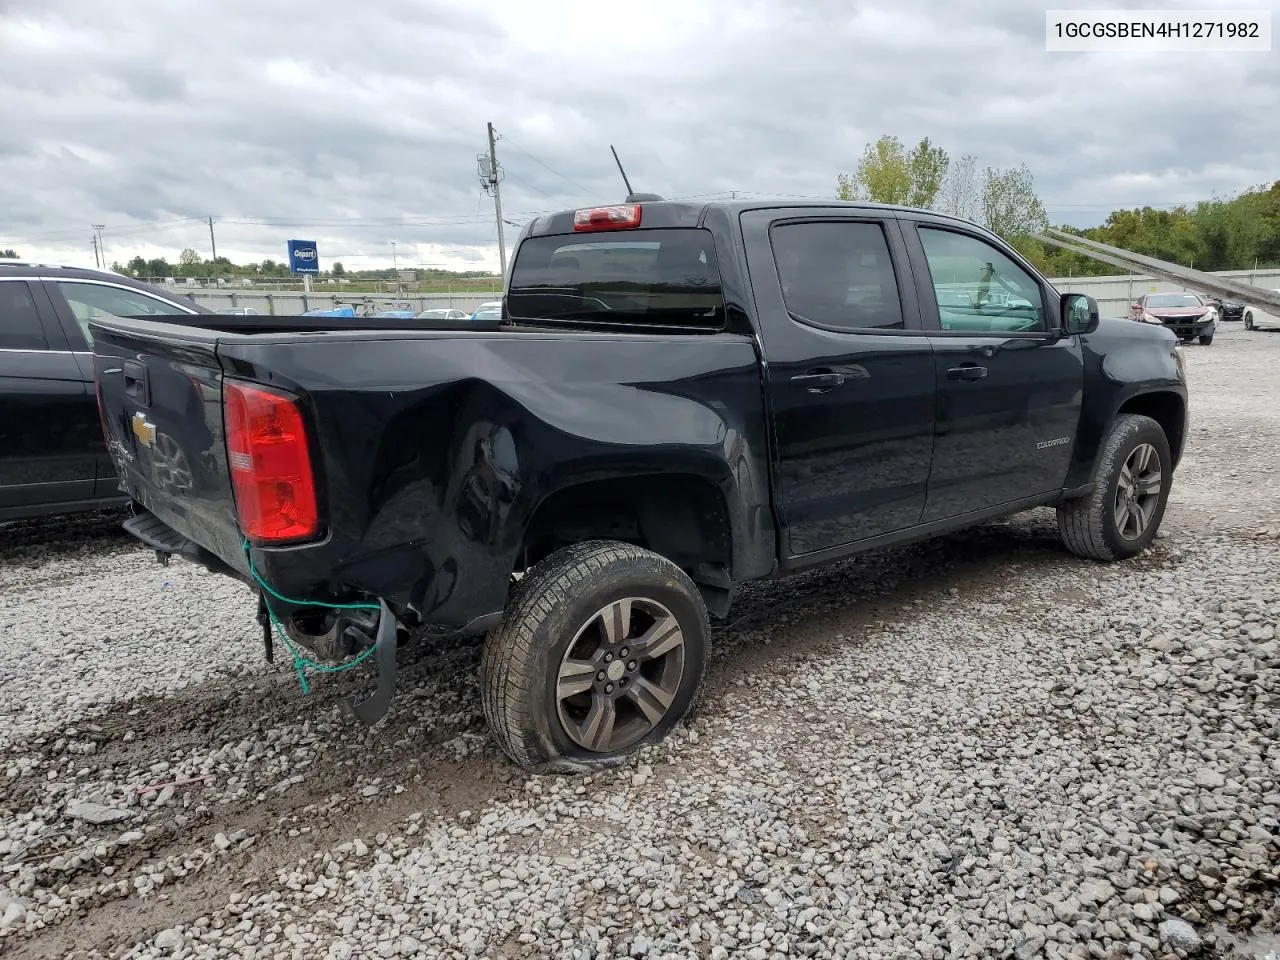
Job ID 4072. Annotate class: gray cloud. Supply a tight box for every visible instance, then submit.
[0,0,1275,270]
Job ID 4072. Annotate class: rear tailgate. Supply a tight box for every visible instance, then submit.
[92,316,250,577]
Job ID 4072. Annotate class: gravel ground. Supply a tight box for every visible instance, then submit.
[1,325,1277,960]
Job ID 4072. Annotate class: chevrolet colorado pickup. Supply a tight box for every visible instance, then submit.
[92,198,1189,771]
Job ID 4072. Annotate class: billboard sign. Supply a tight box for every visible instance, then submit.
[287,240,320,274]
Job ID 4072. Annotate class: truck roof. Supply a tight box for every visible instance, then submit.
[523,197,988,238]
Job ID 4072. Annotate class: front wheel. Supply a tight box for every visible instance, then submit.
[480,540,709,772]
[1057,413,1172,562]
[1244,312,1255,331]
[1199,332,1214,345]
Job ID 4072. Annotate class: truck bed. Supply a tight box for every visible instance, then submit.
[91,314,776,631]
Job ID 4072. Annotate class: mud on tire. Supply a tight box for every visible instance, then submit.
[1057,413,1172,562]
[480,540,709,772]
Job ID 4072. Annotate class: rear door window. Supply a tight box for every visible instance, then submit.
[769,221,905,332]
[507,228,725,331]
[0,281,51,350]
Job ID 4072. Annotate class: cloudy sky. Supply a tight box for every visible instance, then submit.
[1,0,1276,272]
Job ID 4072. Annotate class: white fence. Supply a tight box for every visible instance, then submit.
[1049,268,1280,317]
[186,290,500,315]
[182,267,1280,318]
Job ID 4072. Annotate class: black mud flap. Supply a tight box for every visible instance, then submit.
[343,599,398,726]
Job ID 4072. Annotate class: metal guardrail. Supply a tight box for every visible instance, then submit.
[1038,230,1280,312]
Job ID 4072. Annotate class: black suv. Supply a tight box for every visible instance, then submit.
[0,262,210,521]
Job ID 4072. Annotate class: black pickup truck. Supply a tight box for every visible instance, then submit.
[92,198,1189,771]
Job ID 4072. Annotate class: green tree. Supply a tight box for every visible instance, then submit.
[0,248,19,258]
[145,257,172,278]
[905,137,949,209]
[981,164,1049,249]
[331,261,345,277]
[838,135,950,208]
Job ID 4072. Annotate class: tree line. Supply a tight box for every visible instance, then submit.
[107,250,497,283]
[837,135,1280,276]
[8,163,1279,280]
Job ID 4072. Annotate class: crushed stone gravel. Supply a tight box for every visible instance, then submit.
[0,325,1277,960]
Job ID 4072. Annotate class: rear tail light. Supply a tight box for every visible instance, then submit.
[223,381,319,544]
[573,204,642,232]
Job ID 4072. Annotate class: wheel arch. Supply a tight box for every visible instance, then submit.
[518,473,738,617]
[1116,390,1187,470]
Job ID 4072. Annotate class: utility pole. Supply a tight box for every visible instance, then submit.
[92,224,105,267]
[91,235,101,269]
[486,122,507,287]
[208,217,218,263]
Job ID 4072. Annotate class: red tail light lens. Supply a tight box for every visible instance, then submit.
[223,381,319,544]
[573,204,642,232]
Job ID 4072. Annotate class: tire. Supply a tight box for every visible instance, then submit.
[1244,312,1254,330]
[1057,413,1172,562]
[480,540,709,772]
[1199,332,1214,345]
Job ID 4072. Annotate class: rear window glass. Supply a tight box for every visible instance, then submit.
[506,228,725,331]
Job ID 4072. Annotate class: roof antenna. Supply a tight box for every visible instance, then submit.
[610,144,664,203]
[610,145,634,196]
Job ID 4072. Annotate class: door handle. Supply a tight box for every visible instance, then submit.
[791,370,846,392]
[122,360,150,404]
[946,364,987,381]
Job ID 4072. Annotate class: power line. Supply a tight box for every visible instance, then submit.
[495,134,592,194]
[502,170,561,202]
[4,217,206,244]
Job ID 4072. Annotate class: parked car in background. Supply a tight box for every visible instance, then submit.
[1202,294,1243,322]
[374,310,417,319]
[1129,292,1217,344]
[217,307,261,316]
[417,308,471,321]
[0,262,211,521]
[303,306,357,318]
[471,300,503,321]
[1243,290,1280,331]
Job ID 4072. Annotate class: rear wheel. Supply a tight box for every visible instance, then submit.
[480,540,708,772]
[1058,414,1172,562]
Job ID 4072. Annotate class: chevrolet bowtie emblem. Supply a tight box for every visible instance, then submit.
[131,412,156,448]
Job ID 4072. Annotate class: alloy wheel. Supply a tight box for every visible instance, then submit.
[1113,442,1162,540]
[555,597,686,753]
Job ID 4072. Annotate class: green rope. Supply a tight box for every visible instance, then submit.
[240,540,381,695]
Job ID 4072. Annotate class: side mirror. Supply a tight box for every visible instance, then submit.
[1062,293,1100,335]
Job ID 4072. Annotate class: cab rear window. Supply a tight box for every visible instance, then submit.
[506,228,725,331]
